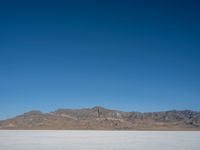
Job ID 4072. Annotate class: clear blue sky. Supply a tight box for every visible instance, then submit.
[0,0,200,119]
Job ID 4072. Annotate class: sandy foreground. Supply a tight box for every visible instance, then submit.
[0,130,200,150]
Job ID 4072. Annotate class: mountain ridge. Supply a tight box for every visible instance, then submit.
[0,106,200,130]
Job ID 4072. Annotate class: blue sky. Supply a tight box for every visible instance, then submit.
[0,0,200,119]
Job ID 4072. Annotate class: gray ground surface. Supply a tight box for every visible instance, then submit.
[0,130,200,150]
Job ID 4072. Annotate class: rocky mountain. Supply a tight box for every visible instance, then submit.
[0,106,200,130]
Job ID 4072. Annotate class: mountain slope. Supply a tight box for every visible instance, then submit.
[0,106,200,130]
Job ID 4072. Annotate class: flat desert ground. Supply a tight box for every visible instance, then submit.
[0,130,200,150]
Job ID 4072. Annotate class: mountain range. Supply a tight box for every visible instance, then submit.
[0,106,200,130]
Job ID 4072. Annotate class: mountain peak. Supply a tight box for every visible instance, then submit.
[0,107,200,130]
[92,106,106,110]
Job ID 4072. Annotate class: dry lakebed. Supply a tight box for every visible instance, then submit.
[0,130,200,150]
